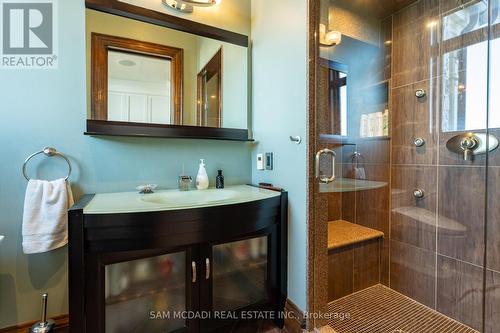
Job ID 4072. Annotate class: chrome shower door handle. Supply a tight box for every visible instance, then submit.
[315,148,336,184]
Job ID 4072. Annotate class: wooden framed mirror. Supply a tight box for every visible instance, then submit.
[91,33,183,125]
[197,48,222,127]
[85,0,251,141]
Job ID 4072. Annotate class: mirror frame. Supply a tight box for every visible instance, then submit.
[91,33,183,124]
[85,0,251,141]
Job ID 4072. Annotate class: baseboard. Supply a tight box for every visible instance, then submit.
[1,308,304,333]
[284,298,306,333]
[0,315,68,333]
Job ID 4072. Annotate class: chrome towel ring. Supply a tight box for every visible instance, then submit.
[23,147,72,181]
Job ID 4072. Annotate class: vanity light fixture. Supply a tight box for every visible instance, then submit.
[162,0,221,13]
[319,24,342,47]
[427,20,438,28]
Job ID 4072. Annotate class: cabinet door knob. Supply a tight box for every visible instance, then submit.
[205,258,210,280]
[192,261,197,283]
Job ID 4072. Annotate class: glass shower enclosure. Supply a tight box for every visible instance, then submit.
[311,0,500,332]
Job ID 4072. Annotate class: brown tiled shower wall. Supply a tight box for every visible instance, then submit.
[388,1,500,332]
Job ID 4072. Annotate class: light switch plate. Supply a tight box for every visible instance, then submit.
[257,154,264,170]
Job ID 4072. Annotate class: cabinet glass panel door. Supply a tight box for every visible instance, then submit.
[212,236,268,311]
[105,252,186,333]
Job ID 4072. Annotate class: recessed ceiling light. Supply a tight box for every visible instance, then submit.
[118,59,136,67]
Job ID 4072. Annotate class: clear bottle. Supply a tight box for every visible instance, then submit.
[383,109,389,136]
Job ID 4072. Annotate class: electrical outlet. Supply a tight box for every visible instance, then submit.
[256,154,264,170]
[265,153,273,170]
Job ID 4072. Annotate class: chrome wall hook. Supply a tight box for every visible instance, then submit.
[289,136,302,144]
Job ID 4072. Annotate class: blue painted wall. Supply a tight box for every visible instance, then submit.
[0,0,251,327]
[251,0,308,311]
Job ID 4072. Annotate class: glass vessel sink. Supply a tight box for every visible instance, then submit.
[84,185,281,214]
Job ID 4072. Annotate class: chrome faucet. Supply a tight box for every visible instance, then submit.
[446,132,499,161]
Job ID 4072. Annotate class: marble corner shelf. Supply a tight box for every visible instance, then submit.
[320,178,388,193]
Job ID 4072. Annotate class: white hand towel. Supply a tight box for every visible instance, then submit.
[22,178,74,254]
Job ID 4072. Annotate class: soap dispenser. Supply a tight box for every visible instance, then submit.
[196,159,209,190]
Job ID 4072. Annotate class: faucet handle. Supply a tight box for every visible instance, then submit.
[460,136,478,161]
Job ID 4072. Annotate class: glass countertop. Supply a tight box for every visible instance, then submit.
[83,185,281,214]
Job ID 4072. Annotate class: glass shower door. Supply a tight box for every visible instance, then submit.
[485,1,500,332]
[312,0,499,332]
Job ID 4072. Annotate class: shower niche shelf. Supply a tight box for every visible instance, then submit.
[319,134,391,145]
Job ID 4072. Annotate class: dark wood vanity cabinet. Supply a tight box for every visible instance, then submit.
[68,191,287,333]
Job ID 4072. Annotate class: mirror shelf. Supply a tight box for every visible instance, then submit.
[85,120,252,141]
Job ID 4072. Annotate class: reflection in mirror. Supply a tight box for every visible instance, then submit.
[441,0,500,132]
[319,59,348,136]
[108,51,172,124]
[87,9,248,131]
[197,49,222,127]
[320,35,390,139]
[318,0,393,140]
[91,32,183,125]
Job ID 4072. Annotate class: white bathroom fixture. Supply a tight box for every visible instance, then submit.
[319,24,342,46]
[162,0,221,13]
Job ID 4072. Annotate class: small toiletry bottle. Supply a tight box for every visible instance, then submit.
[375,111,384,137]
[367,113,376,137]
[360,114,368,138]
[196,159,209,190]
[216,170,224,189]
[383,109,389,136]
